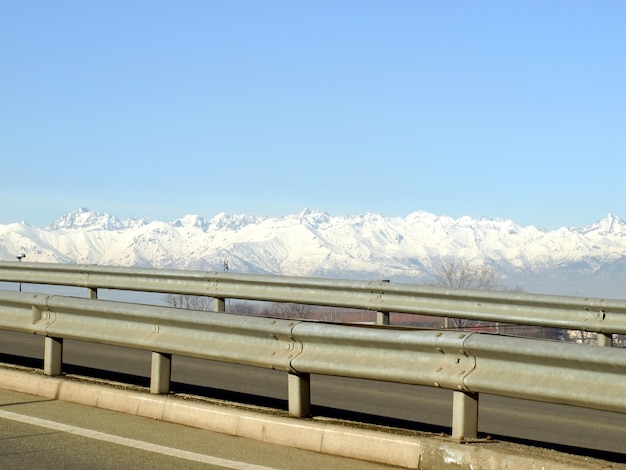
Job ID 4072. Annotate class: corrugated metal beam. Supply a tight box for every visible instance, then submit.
[1,261,625,334]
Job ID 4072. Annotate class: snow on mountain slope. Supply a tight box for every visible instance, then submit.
[1,208,626,297]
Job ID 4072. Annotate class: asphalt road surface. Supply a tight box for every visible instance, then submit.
[0,330,624,465]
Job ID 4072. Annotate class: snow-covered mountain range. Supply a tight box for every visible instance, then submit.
[2,208,626,298]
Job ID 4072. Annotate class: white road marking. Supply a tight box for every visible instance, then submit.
[0,409,278,470]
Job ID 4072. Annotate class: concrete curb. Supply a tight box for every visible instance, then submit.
[0,367,619,469]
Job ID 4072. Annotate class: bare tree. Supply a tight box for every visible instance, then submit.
[432,259,503,290]
[227,300,261,315]
[430,259,503,329]
[278,302,315,319]
[164,294,213,311]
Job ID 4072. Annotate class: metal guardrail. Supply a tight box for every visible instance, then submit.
[1,262,626,339]
[1,289,625,442]
[0,262,626,438]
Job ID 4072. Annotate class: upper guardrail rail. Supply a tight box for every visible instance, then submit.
[1,261,626,334]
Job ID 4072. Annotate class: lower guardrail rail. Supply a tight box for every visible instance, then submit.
[0,289,625,440]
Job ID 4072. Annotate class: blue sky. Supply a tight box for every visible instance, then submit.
[2,1,624,230]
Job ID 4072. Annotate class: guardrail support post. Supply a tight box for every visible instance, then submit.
[452,391,479,440]
[597,333,613,347]
[87,287,98,299]
[44,337,63,376]
[214,297,226,313]
[288,372,311,418]
[376,280,390,325]
[150,352,172,394]
[376,311,390,325]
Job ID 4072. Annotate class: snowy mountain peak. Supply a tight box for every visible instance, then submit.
[171,214,211,231]
[579,213,626,236]
[46,208,144,231]
[208,212,267,231]
[288,208,331,226]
